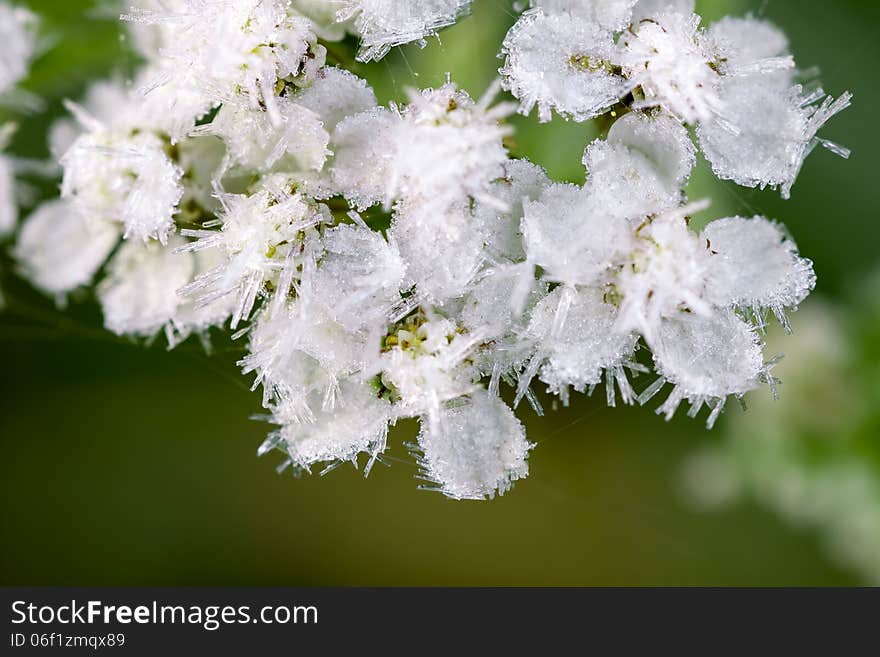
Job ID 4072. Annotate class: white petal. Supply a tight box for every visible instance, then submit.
[15,200,120,298]
[98,235,194,337]
[523,182,631,286]
[416,390,532,500]
[273,379,392,470]
[293,67,377,135]
[606,110,696,190]
[652,310,763,400]
[527,286,637,393]
[699,77,851,198]
[702,215,815,312]
[501,10,626,123]
[339,0,472,62]
[531,0,637,32]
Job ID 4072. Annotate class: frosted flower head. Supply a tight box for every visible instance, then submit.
[380,311,479,416]
[391,82,514,215]
[618,11,720,123]
[125,0,326,121]
[267,378,392,472]
[178,186,330,328]
[702,215,816,328]
[616,203,712,339]
[501,9,627,123]
[338,0,473,62]
[699,77,852,198]
[15,200,120,300]
[98,235,195,339]
[61,127,184,244]
[415,390,532,500]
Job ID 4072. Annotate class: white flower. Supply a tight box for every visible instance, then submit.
[394,82,514,214]
[0,149,16,237]
[178,186,330,328]
[618,11,720,123]
[415,389,532,500]
[5,0,852,497]
[98,235,192,338]
[650,310,764,425]
[0,2,38,96]
[15,200,120,300]
[61,122,183,244]
[265,378,392,473]
[380,313,479,417]
[501,9,626,123]
[309,223,405,331]
[333,81,513,216]
[124,0,325,119]
[702,215,816,328]
[525,286,637,396]
[338,0,473,62]
[615,203,712,339]
[698,77,852,198]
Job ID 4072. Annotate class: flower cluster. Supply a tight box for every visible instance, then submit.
[501,0,851,197]
[8,1,851,499]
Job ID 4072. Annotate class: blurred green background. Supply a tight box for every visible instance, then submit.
[1,0,878,585]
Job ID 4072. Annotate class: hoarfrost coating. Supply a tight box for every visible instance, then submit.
[7,0,851,499]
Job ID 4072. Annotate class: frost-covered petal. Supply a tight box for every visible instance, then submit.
[523,182,631,286]
[526,286,637,393]
[390,202,484,302]
[339,0,472,62]
[310,223,405,330]
[98,235,195,337]
[702,215,815,314]
[15,200,120,298]
[415,390,532,500]
[652,310,763,401]
[270,379,392,470]
[531,0,637,31]
[330,107,399,209]
[606,110,696,190]
[206,98,329,172]
[618,11,720,123]
[708,16,790,76]
[473,158,551,263]
[630,0,694,24]
[293,67,377,134]
[241,303,365,412]
[698,76,852,198]
[501,10,627,123]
